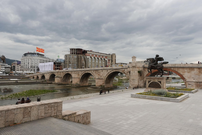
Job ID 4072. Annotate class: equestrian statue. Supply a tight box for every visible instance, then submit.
[0,55,6,63]
[145,54,168,77]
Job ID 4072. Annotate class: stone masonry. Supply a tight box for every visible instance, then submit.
[0,99,62,128]
[28,56,202,89]
[62,110,91,125]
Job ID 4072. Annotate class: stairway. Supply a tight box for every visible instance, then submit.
[0,117,111,135]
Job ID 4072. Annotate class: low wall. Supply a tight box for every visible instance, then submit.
[0,99,62,128]
[187,81,202,89]
[57,89,131,101]
[168,89,198,93]
[131,94,189,102]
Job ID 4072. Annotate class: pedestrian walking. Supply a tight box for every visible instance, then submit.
[100,90,103,95]
[37,97,41,102]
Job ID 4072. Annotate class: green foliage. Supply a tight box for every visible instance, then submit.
[137,90,183,98]
[113,77,129,87]
[164,92,184,98]
[0,90,57,100]
[100,85,105,88]
[152,90,167,95]
[166,87,175,90]
[167,87,194,91]
[113,82,122,86]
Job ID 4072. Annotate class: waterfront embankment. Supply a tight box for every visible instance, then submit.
[0,79,45,85]
[0,83,125,106]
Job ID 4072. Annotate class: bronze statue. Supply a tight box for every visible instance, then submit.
[0,55,6,63]
[145,54,168,77]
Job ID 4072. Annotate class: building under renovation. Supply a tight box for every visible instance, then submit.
[64,48,116,69]
[21,52,55,73]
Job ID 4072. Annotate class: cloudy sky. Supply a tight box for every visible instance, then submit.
[0,0,202,63]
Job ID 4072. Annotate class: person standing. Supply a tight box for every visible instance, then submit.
[37,97,41,102]
[100,90,103,95]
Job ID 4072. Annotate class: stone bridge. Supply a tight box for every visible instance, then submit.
[143,64,202,89]
[27,67,130,88]
[27,56,202,89]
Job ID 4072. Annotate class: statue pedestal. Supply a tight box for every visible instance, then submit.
[145,77,167,92]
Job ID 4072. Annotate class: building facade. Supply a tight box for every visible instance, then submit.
[64,48,116,69]
[54,59,64,70]
[21,52,55,73]
[11,61,22,73]
[0,63,11,74]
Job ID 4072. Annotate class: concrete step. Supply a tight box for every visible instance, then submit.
[62,110,91,125]
[0,117,111,135]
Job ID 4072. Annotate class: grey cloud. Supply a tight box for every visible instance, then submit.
[0,0,202,63]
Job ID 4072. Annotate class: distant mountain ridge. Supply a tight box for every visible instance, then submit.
[3,58,20,65]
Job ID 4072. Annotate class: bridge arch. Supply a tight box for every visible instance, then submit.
[49,74,56,82]
[146,68,186,82]
[104,70,127,88]
[41,75,45,80]
[80,72,96,86]
[36,76,39,80]
[62,73,72,84]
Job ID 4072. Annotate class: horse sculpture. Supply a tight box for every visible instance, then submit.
[145,55,168,77]
[0,55,6,63]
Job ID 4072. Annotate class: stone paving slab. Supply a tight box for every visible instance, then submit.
[0,117,111,135]
[1,88,202,135]
[63,88,202,135]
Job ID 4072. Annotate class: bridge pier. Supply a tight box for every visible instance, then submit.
[55,76,62,83]
[129,57,145,88]
[187,81,202,89]
[45,74,50,81]
[95,78,104,87]
[72,77,80,86]
[37,75,42,80]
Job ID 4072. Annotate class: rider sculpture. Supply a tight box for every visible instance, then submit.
[146,54,168,77]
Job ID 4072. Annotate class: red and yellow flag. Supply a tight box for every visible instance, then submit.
[36,47,45,53]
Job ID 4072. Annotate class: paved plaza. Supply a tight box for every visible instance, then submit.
[1,88,202,135]
[0,117,111,135]
[63,88,202,135]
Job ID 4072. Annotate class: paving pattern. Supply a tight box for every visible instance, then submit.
[1,88,202,135]
[0,117,111,135]
[63,88,202,135]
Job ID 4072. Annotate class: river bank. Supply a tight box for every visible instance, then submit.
[0,83,126,106]
[0,79,46,85]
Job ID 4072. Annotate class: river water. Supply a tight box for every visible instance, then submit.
[0,83,129,106]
